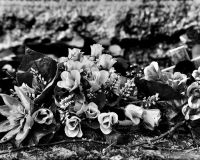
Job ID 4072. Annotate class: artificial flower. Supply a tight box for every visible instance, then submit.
[88,70,109,92]
[91,44,104,57]
[57,70,81,92]
[182,104,200,120]
[85,102,100,119]
[68,48,83,61]
[144,61,162,81]
[64,60,82,71]
[167,72,187,91]
[65,116,83,138]
[0,86,34,146]
[98,112,118,134]
[33,108,54,125]
[142,109,161,130]
[124,104,144,125]
[98,54,116,70]
[192,66,200,81]
[19,83,35,98]
[72,94,87,115]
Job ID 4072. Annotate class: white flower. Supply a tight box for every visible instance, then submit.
[68,48,83,61]
[98,112,118,134]
[142,109,161,130]
[57,70,81,92]
[85,102,100,119]
[144,61,162,81]
[64,60,82,71]
[65,116,83,138]
[192,66,200,81]
[98,54,116,70]
[91,44,104,57]
[124,104,144,125]
[88,70,109,92]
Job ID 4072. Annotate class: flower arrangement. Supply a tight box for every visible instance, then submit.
[1,44,200,147]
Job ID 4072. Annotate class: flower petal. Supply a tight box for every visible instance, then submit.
[65,126,79,137]
[125,104,144,125]
[0,94,21,112]
[0,105,12,117]
[0,120,16,133]
[99,70,109,85]
[15,114,34,146]
[100,125,112,135]
[0,126,21,143]
[14,86,31,112]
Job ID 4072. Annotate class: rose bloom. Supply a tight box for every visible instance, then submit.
[33,108,54,125]
[98,112,118,134]
[57,70,80,92]
[68,48,83,61]
[85,102,100,119]
[192,66,200,81]
[88,70,109,92]
[65,116,83,138]
[91,44,104,57]
[144,61,162,81]
[187,82,200,109]
[98,54,116,70]
[142,109,161,130]
[64,60,82,71]
[124,104,144,125]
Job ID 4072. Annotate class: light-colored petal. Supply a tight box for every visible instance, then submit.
[110,112,118,124]
[76,126,83,138]
[0,120,16,133]
[15,114,34,146]
[0,105,12,117]
[0,126,21,143]
[99,70,109,85]
[182,104,190,120]
[125,104,144,125]
[188,95,200,109]
[0,94,21,112]
[142,109,161,130]
[60,71,69,80]
[100,125,112,135]
[14,86,31,112]
[65,125,79,137]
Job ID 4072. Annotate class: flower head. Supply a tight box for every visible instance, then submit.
[98,112,118,134]
[192,67,200,81]
[0,86,34,146]
[33,108,54,125]
[142,109,161,130]
[98,54,116,70]
[144,61,162,81]
[91,44,104,57]
[68,48,83,61]
[57,70,81,92]
[65,116,83,138]
[85,102,100,119]
[88,70,109,92]
[124,104,144,125]
[64,60,82,71]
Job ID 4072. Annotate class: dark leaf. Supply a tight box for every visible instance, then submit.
[89,92,106,111]
[18,48,44,72]
[135,77,184,100]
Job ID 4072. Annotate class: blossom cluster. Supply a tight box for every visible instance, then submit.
[1,44,199,147]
